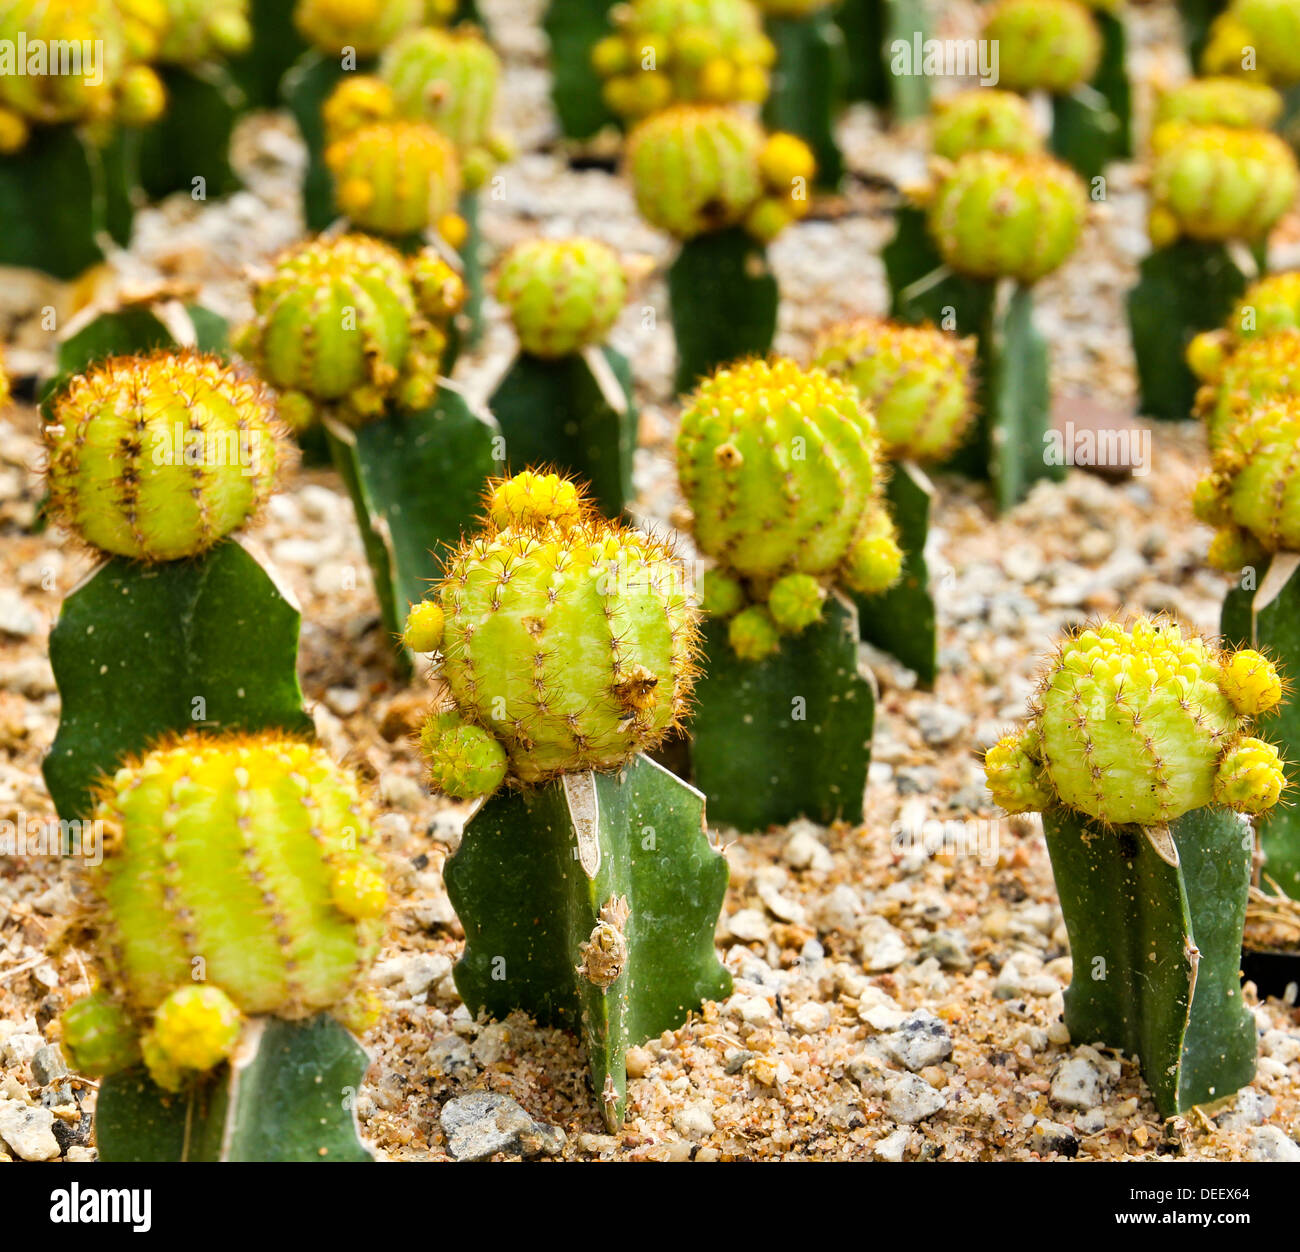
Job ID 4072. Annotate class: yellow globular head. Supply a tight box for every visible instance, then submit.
[330,862,389,920]
[1214,736,1287,813]
[1220,648,1283,715]
[759,131,816,188]
[402,599,445,653]
[147,985,243,1082]
[322,75,396,144]
[487,470,586,533]
[984,730,1053,814]
[0,106,30,153]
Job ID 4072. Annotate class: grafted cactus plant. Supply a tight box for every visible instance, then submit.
[985,616,1285,1116]
[489,238,639,517]
[235,231,497,658]
[811,318,977,685]
[885,150,1086,508]
[675,358,894,827]
[1201,0,1300,85]
[1128,123,1299,421]
[59,732,384,1160]
[626,103,814,390]
[1191,329,1300,449]
[929,88,1042,161]
[403,471,731,1127]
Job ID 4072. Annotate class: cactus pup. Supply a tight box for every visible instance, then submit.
[403,471,731,1127]
[235,232,498,658]
[811,318,977,686]
[489,237,638,518]
[676,358,899,828]
[985,615,1285,1116]
[40,350,315,825]
[59,731,385,1160]
[626,103,815,393]
[1127,120,1299,421]
[885,149,1086,509]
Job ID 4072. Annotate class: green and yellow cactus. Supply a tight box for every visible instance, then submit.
[234,232,465,431]
[293,0,422,56]
[1152,75,1283,130]
[1145,122,1299,249]
[1202,0,1300,85]
[929,88,1043,162]
[43,351,286,562]
[405,471,698,795]
[156,0,252,63]
[980,0,1102,94]
[811,318,977,463]
[1192,329,1300,448]
[494,237,629,359]
[379,24,511,191]
[923,150,1087,284]
[591,0,774,119]
[1186,272,1300,388]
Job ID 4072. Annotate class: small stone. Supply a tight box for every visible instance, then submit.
[1248,1125,1300,1162]
[812,885,861,932]
[885,1073,947,1124]
[726,908,770,943]
[0,591,39,638]
[402,953,452,998]
[920,928,972,971]
[913,701,970,747]
[874,1128,911,1161]
[324,687,363,718]
[625,1046,653,1078]
[1050,1056,1110,1110]
[0,1099,60,1160]
[30,1044,68,1087]
[440,1092,564,1161]
[858,917,908,972]
[731,995,774,1026]
[791,1003,831,1035]
[427,1034,474,1079]
[1031,1119,1079,1158]
[881,1011,953,1072]
[470,1023,512,1066]
[995,953,1059,998]
[2,1034,42,1067]
[673,1101,715,1139]
[783,823,834,872]
[1217,1088,1275,1130]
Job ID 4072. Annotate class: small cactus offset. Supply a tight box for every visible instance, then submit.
[489,238,638,516]
[985,616,1285,1116]
[1192,329,1300,449]
[41,350,314,822]
[626,104,814,390]
[1152,75,1283,130]
[1201,0,1300,85]
[60,732,384,1160]
[404,472,730,1126]
[676,358,891,826]
[929,88,1043,162]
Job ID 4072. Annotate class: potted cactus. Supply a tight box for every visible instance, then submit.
[40,351,313,825]
[675,358,900,829]
[489,238,639,518]
[1127,120,1299,421]
[233,232,499,654]
[626,104,815,393]
[884,149,1086,509]
[58,731,387,1161]
[811,317,977,687]
[985,615,1286,1116]
[401,471,732,1128]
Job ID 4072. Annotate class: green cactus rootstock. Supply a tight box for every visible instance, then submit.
[833,0,929,118]
[1043,807,1257,1118]
[443,754,731,1128]
[543,0,618,139]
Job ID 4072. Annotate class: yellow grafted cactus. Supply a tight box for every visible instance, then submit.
[234,233,464,429]
[627,105,811,241]
[44,351,285,561]
[812,318,977,463]
[1193,329,1300,448]
[321,74,396,143]
[1195,397,1300,567]
[380,25,509,191]
[1188,273,1300,386]
[1153,76,1283,130]
[925,151,1087,284]
[984,616,1286,825]
[1203,0,1300,84]
[156,0,252,63]
[929,88,1043,161]
[1146,123,1299,248]
[675,358,901,654]
[63,732,387,1086]
[593,0,775,119]
[981,0,1102,93]
[405,472,700,793]
[293,0,422,56]
[495,238,629,358]
[326,117,462,238]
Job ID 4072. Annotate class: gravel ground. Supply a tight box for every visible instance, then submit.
[1,0,1299,1164]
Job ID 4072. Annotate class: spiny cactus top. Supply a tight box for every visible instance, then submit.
[591,0,774,119]
[1195,396,1300,570]
[1146,122,1300,248]
[1153,76,1283,130]
[0,0,167,146]
[234,232,465,430]
[403,472,699,796]
[1193,329,1300,449]
[1203,0,1300,85]
[676,358,902,659]
[925,151,1087,284]
[325,106,463,239]
[495,238,629,359]
[44,351,285,562]
[60,731,387,1089]
[156,0,252,63]
[929,88,1043,162]
[980,0,1102,93]
[293,0,422,56]
[1187,272,1300,387]
[985,616,1286,826]
[380,25,510,191]
[627,105,814,242]
[811,318,977,464]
